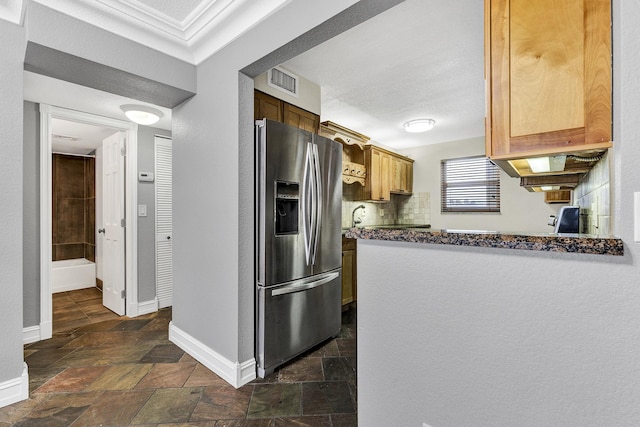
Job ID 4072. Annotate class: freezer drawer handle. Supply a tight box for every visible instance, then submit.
[271,271,340,296]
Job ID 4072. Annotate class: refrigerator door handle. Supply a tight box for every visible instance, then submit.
[302,143,314,265]
[271,271,340,296]
[311,142,322,264]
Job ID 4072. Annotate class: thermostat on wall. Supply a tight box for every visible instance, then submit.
[138,172,154,182]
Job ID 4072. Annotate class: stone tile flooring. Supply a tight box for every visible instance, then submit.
[3,288,357,426]
[52,288,120,334]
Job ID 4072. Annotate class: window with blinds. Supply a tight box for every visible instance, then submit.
[441,156,500,213]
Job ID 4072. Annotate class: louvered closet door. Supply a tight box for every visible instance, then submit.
[155,136,173,308]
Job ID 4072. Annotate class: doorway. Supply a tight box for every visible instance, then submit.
[38,105,140,341]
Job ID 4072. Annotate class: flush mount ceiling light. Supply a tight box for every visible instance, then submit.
[403,118,435,133]
[526,155,567,173]
[120,104,164,125]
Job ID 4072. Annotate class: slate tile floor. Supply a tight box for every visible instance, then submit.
[3,288,358,426]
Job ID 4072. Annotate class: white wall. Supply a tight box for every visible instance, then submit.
[356,1,640,425]
[401,137,565,233]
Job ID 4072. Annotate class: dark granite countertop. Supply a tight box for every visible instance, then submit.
[344,227,624,256]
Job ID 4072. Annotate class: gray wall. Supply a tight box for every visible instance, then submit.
[23,101,40,328]
[25,2,195,95]
[172,0,403,368]
[17,5,192,336]
[0,18,26,385]
[137,126,171,302]
[355,1,640,425]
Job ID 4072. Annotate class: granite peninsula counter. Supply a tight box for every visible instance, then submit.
[345,227,624,256]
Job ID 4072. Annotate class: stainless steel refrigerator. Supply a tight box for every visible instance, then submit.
[255,119,342,378]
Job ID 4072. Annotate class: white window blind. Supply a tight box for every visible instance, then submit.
[441,156,501,213]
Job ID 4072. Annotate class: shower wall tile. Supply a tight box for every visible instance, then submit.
[54,155,85,199]
[86,198,96,245]
[52,154,96,261]
[56,243,85,261]
[57,198,85,243]
[85,157,95,198]
[85,244,95,263]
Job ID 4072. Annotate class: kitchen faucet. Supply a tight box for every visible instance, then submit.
[351,204,366,228]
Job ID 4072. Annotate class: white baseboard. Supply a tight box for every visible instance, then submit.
[52,282,94,293]
[137,299,159,316]
[23,320,52,344]
[40,319,52,340]
[23,325,41,344]
[169,321,256,388]
[0,363,29,409]
[127,299,159,318]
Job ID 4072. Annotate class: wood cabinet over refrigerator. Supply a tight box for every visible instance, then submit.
[485,0,612,178]
[254,90,320,133]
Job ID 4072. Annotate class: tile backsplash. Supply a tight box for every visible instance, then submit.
[574,151,611,236]
[341,188,431,228]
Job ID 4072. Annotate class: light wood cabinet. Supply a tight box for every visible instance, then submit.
[485,0,612,175]
[320,121,413,201]
[341,237,357,306]
[365,146,392,201]
[254,90,320,133]
[320,121,369,186]
[362,145,413,201]
[391,157,413,194]
[545,190,572,204]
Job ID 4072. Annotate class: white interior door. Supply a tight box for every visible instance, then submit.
[155,136,173,308]
[102,131,126,315]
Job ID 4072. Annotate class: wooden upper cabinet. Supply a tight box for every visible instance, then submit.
[254,90,320,133]
[284,104,320,134]
[390,157,413,194]
[362,146,392,201]
[485,0,612,161]
[254,90,283,122]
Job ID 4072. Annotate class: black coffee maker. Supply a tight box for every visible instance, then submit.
[549,206,580,233]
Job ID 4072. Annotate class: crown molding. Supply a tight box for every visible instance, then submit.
[30,0,291,65]
[0,0,27,24]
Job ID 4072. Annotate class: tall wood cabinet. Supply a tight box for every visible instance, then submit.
[485,0,612,176]
[254,90,320,133]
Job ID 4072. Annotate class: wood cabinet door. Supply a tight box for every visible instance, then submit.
[341,249,355,305]
[486,0,611,160]
[390,157,402,193]
[368,148,390,201]
[254,90,283,122]
[283,104,320,134]
[390,157,413,194]
[405,161,413,193]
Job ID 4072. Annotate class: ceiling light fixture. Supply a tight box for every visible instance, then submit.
[526,155,567,173]
[120,104,164,125]
[403,118,435,133]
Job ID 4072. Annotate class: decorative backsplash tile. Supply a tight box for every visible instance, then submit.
[342,190,431,228]
[574,151,611,236]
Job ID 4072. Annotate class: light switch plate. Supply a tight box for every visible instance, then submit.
[635,193,640,242]
[138,204,147,217]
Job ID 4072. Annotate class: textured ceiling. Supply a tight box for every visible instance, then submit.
[283,0,485,149]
